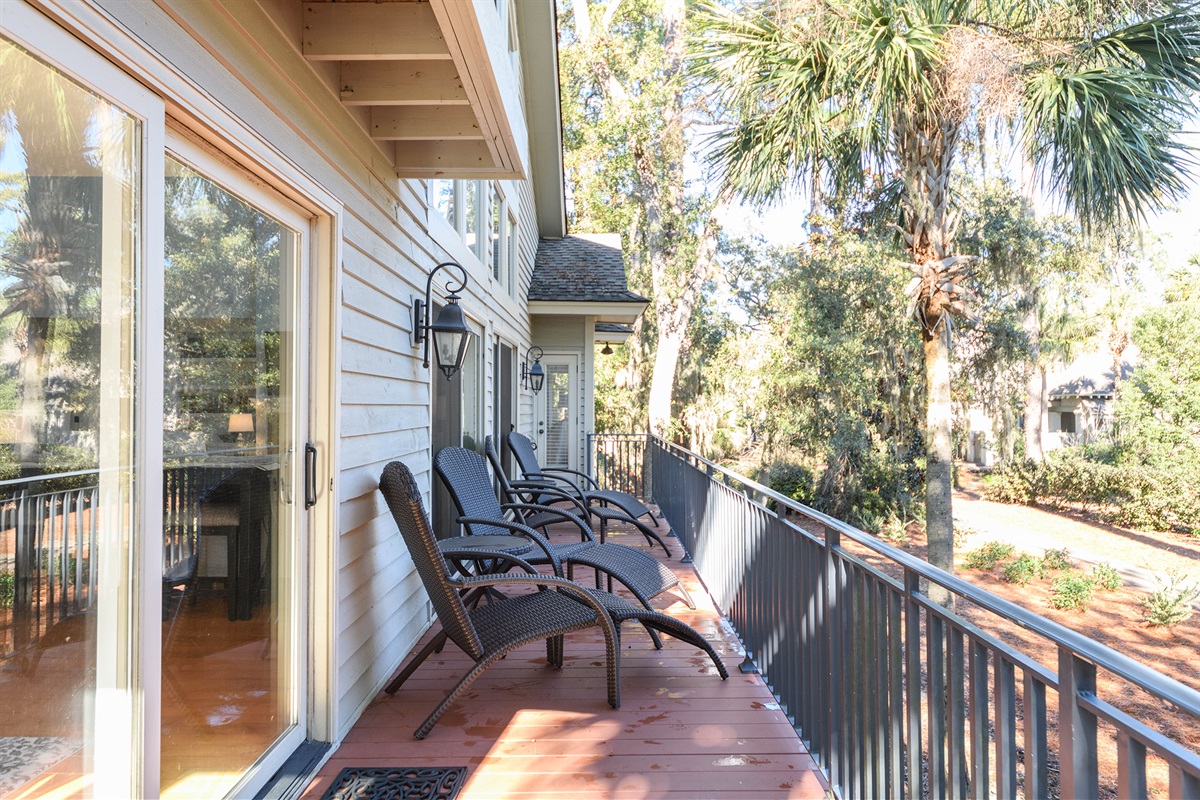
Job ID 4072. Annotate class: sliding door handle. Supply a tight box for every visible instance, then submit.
[304,443,318,509]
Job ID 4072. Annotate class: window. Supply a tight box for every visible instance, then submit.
[1060,411,1076,434]
[491,186,503,282]
[463,180,480,255]
[430,179,455,225]
[507,210,518,297]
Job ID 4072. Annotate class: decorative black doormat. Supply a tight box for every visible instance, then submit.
[319,766,468,800]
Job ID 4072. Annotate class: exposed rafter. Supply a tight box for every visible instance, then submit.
[298,0,527,178]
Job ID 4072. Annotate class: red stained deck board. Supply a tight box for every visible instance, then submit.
[303,512,828,800]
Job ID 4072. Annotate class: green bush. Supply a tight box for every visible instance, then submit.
[963,541,1016,570]
[981,461,1038,505]
[1002,553,1045,585]
[764,461,817,507]
[1143,571,1200,628]
[0,570,13,609]
[1042,548,1072,571]
[981,448,1200,534]
[1050,572,1096,611]
[1092,562,1122,592]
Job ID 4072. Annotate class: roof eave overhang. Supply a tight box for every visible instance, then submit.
[529,300,647,323]
[515,1,567,237]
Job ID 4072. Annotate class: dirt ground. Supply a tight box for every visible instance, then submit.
[872,468,1200,798]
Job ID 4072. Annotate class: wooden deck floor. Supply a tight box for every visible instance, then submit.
[301,516,828,800]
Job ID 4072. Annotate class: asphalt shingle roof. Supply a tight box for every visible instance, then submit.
[529,234,648,303]
[1048,352,1136,398]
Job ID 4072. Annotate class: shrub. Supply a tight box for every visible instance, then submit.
[1002,554,1045,585]
[980,447,1200,534]
[1050,572,1096,611]
[1143,571,1200,628]
[1042,548,1072,571]
[1092,562,1122,592]
[963,541,1016,570]
[953,524,975,548]
[764,461,817,507]
[0,570,12,609]
[981,461,1037,505]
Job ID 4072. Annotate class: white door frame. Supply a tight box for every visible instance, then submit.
[534,353,581,473]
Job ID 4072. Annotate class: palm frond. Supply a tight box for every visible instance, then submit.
[1020,59,1198,231]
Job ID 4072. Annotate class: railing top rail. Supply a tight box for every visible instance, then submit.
[651,435,1200,718]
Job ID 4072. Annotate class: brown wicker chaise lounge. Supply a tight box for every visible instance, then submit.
[377,460,728,739]
[499,433,676,556]
[435,445,696,617]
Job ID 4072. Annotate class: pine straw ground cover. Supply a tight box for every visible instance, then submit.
[836,514,1200,799]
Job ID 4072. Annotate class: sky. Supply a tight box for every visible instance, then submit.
[712,128,1200,281]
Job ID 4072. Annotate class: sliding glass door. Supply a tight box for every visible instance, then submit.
[159,148,308,798]
[1,9,317,797]
[0,29,143,799]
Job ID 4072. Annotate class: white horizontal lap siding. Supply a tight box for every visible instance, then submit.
[82,0,542,742]
[515,180,539,433]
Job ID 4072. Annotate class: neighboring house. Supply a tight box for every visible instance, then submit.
[1044,350,1136,452]
[0,2,643,797]
[959,351,1137,466]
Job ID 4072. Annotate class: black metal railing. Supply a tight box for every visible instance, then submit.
[643,435,1200,800]
[587,433,649,498]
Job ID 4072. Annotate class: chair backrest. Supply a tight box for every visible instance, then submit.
[506,432,544,479]
[433,447,512,538]
[484,436,516,501]
[378,461,483,660]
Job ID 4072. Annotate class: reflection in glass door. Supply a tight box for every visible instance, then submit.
[160,154,304,798]
[0,34,140,799]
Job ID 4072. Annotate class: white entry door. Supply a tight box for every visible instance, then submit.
[535,354,579,472]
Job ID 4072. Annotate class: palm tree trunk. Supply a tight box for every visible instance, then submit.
[924,326,954,605]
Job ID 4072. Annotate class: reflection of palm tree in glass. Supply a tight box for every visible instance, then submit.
[1,38,114,467]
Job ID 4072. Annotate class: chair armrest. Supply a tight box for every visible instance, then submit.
[502,502,596,543]
[454,516,562,575]
[509,479,589,511]
[539,467,601,491]
[453,574,620,639]
[439,548,537,576]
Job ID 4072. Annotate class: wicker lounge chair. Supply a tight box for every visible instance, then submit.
[504,432,674,556]
[377,461,727,738]
[435,446,695,615]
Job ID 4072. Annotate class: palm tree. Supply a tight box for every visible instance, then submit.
[692,0,1200,594]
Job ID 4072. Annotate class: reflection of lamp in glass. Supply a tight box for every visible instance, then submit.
[228,412,254,447]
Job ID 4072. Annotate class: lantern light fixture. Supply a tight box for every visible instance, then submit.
[413,261,474,380]
[600,342,614,355]
[521,346,545,394]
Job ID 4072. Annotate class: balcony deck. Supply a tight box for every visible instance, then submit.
[300,513,828,799]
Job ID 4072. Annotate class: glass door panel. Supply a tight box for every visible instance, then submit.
[0,34,140,798]
[537,355,578,470]
[160,155,301,798]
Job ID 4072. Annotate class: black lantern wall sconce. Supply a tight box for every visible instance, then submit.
[521,346,545,394]
[413,261,474,380]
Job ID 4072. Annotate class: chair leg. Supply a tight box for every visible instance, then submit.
[415,653,501,739]
[676,581,697,610]
[386,630,448,694]
[606,627,621,709]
